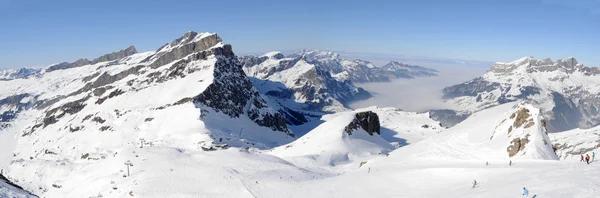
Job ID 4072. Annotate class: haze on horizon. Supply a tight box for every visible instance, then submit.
[1,0,600,69]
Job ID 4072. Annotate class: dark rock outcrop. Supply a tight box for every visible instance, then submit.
[344,111,381,136]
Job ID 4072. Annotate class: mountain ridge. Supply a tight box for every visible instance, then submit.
[439,56,600,132]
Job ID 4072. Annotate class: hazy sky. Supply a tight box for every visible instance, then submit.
[1,0,600,68]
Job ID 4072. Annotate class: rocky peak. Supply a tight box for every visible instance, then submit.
[145,32,225,68]
[92,46,137,63]
[171,31,200,46]
[490,56,593,75]
[344,111,381,136]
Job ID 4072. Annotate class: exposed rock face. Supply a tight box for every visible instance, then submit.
[344,111,381,136]
[46,46,137,72]
[193,57,292,136]
[440,56,600,132]
[146,32,226,68]
[507,135,530,157]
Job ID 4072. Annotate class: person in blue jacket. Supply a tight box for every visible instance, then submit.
[523,187,529,197]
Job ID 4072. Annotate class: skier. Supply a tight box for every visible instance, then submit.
[581,155,585,162]
[472,180,477,188]
[523,187,529,197]
[509,160,512,166]
[586,154,591,164]
[593,152,596,162]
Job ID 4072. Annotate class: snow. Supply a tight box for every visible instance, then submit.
[0,130,16,168]
[261,51,282,58]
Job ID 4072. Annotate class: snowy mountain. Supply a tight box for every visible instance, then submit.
[243,50,438,84]
[0,68,42,80]
[381,61,438,78]
[0,46,137,81]
[440,56,600,131]
[289,50,438,83]
[0,31,301,196]
[240,51,371,125]
[391,102,557,161]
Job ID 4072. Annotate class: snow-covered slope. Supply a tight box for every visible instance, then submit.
[271,111,393,166]
[0,174,36,198]
[390,103,557,161]
[550,125,600,160]
[441,56,600,131]
[0,31,297,196]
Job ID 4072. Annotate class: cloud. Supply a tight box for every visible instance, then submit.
[346,55,490,112]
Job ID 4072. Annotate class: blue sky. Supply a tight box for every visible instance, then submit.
[1,0,599,68]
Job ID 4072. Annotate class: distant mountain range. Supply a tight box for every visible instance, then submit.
[435,56,600,132]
